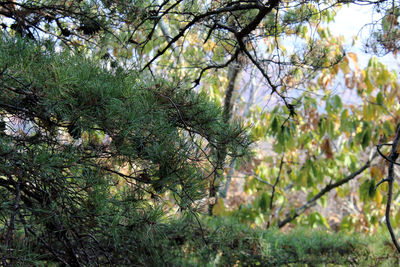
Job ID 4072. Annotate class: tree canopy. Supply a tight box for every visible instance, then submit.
[1,0,400,266]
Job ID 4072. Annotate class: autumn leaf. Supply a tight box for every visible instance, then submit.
[321,137,334,159]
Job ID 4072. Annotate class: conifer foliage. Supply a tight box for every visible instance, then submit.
[0,35,249,265]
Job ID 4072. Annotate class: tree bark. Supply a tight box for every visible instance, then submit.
[208,59,243,215]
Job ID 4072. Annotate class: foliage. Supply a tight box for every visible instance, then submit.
[229,45,400,231]
[0,34,249,265]
[1,0,400,265]
[198,218,369,266]
[366,1,400,55]
[3,210,399,266]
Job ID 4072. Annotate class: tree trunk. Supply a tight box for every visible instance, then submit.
[208,59,243,215]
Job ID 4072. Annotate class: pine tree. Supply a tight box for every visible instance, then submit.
[0,34,249,265]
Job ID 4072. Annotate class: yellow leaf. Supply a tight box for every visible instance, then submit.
[212,198,226,215]
[332,63,339,75]
[203,40,215,52]
[370,166,384,180]
[374,189,383,204]
[347,52,358,63]
[341,57,350,74]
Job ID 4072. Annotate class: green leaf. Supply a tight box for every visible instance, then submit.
[259,192,270,213]
[368,180,376,198]
[318,117,326,136]
[271,116,279,134]
[360,179,375,201]
[376,92,384,105]
[319,196,327,208]
[332,95,342,110]
[362,128,372,148]
[383,121,394,136]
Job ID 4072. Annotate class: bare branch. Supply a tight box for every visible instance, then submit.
[278,152,377,228]
[270,154,284,211]
[141,3,261,71]
[377,124,400,253]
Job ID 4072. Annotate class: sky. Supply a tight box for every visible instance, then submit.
[321,4,399,105]
[331,4,399,69]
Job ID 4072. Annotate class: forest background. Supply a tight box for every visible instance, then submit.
[1,0,400,266]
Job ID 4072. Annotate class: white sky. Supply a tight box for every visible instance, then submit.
[331,4,399,69]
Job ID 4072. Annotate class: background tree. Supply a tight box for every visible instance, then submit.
[1,0,400,264]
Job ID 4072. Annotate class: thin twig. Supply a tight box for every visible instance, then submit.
[267,154,284,228]
[270,154,284,211]
[376,125,400,253]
